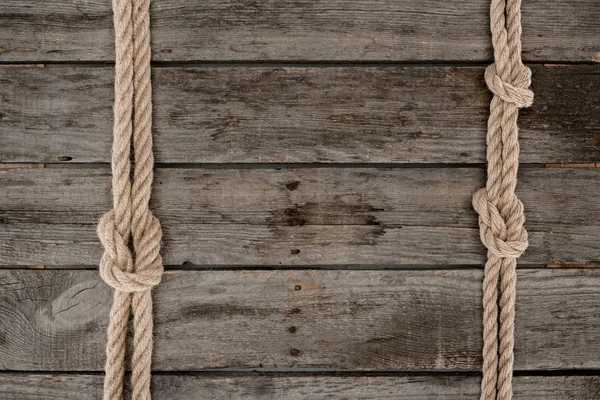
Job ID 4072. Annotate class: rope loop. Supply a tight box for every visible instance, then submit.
[484,63,533,108]
[472,188,528,259]
[99,210,163,293]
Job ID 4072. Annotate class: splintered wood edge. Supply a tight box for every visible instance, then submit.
[0,164,45,170]
[545,163,600,168]
[0,64,45,68]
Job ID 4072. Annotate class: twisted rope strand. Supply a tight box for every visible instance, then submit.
[130,0,162,398]
[98,0,161,399]
[99,0,134,398]
[473,0,532,399]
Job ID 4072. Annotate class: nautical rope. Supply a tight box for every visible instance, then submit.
[472,0,533,399]
[97,0,162,399]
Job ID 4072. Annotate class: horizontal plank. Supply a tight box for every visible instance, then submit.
[1,65,599,163]
[0,269,599,371]
[1,167,599,266]
[0,374,598,399]
[1,1,599,62]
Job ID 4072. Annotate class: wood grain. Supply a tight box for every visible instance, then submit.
[1,65,599,163]
[0,269,599,371]
[1,0,598,392]
[1,167,599,266]
[0,1,599,62]
[0,374,598,399]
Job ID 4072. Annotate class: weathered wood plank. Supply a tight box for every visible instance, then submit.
[0,269,599,371]
[1,65,598,163]
[0,167,598,266]
[0,374,598,399]
[1,1,599,62]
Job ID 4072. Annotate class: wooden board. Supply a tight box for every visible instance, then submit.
[1,167,598,266]
[1,65,599,163]
[1,1,599,62]
[0,374,598,399]
[1,1,598,393]
[1,269,599,371]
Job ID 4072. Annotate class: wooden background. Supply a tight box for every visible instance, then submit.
[1,1,599,398]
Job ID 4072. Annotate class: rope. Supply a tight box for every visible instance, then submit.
[97,0,162,399]
[472,0,532,399]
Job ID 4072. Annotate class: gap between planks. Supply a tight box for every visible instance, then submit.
[2,264,599,270]
[1,60,600,67]
[546,163,600,168]
[4,163,600,170]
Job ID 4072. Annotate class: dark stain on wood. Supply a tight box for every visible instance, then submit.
[284,181,300,191]
[1,168,599,265]
[268,202,383,227]
[279,207,306,227]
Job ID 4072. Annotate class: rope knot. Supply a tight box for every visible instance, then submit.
[484,63,533,108]
[472,188,528,259]
[98,210,163,293]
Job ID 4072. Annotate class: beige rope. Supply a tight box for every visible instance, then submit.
[472,0,532,399]
[98,0,162,399]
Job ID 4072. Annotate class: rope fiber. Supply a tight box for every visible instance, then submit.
[98,0,162,399]
[472,0,533,399]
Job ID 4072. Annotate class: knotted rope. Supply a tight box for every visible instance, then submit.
[472,0,533,399]
[97,0,162,399]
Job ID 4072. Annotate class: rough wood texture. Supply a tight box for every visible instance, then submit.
[1,1,597,396]
[0,269,599,371]
[1,1,599,62]
[1,65,599,163]
[0,374,598,399]
[1,167,598,266]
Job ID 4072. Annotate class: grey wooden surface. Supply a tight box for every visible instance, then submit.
[1,0,599,397]
[0,1,599,62]
[0,167,599,266]
[1,374,599,399]
[1,65,599,163]
[1,269,599,371]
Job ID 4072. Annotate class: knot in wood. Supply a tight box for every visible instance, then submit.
[472,188,528,259]
[485,63,533,108]
[98,210,163,293]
